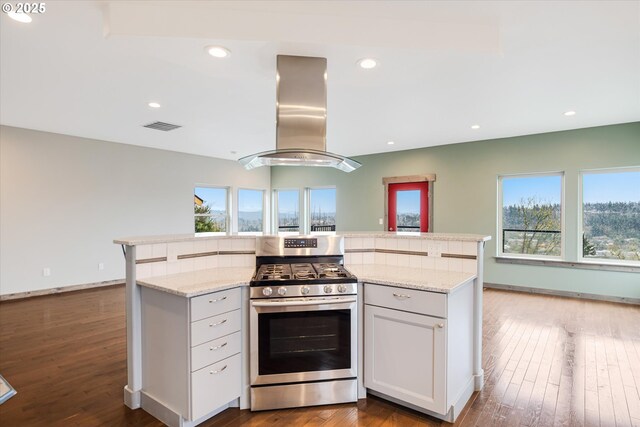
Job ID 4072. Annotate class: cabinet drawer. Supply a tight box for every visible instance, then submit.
[191,331,241,372]
[190,287,241,322]
[191,309,241,347]
[365,283,447,318]
[190,353,241,421]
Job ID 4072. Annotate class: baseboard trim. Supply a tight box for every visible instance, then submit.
[0,279,124,301]
[484,282,640,305]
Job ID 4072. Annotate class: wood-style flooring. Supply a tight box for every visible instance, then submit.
[1,285,639,426]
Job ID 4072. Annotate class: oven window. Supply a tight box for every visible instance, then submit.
[258,310,351,375]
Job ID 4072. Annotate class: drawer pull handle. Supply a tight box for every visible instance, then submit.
[208,296,228,304]
[209,365,227,375]
[392,293,411,299]
[436,323,444,328]
[209,319,227,327]
[210,342,228,351]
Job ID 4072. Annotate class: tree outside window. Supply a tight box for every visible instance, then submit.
[194,187,227,233]
[581,169,640,262]
[499,174,563,257]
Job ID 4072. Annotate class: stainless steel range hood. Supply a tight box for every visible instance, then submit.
[239,55,361,173]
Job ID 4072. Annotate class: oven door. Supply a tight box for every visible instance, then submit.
[250,296,357,386]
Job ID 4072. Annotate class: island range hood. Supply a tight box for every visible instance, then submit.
[239,55,362,173]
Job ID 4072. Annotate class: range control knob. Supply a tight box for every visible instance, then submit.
[300,286,310,295]
[324,285,333,294]
[262,287,273,297]
[277,287,287,296]
[337,284,347,293]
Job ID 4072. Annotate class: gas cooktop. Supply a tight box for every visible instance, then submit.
[251,262,356,286]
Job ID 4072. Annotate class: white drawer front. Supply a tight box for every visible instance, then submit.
[191,331,241,372]
[190,354,241,421]
[191,309,241,347]
[365,283,447,318]
[190,287,241,322]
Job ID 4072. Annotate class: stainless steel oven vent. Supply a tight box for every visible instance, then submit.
[239,55,361,173]
[143,121,182,131]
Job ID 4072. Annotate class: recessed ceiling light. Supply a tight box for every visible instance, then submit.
[387,141,395,145]
[563,110,576,116]
[471,125,480,129]
[7,11,32,23]
[357,58,377,69]
[206,46,231,58]
[148,102,161,108]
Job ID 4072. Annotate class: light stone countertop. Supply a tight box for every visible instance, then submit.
[114,233,258,246]
[340,232,491,242]
[347,264,476,294]
[116,232,491,246]
[137,267,254,297]
[137,264,476,298]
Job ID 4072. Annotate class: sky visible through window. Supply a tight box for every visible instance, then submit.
[502,175,561,206]
[238,189,263,232]
[195,187,226,211]
[238,189,263,212]
[310,188,336,214]
[397,190,420,214]
[583,171,639,203]
[278,190,299,213]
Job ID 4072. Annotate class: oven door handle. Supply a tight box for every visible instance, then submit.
[251,297,357,307]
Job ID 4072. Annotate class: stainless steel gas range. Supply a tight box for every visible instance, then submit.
[249,235,358,411]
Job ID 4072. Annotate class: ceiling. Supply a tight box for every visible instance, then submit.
[1,1,639,161]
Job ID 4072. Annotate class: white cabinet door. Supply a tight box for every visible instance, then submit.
[365,304,446,414]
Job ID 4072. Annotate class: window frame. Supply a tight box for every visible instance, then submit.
[236,187,267,235]
[496,171,565,260]
[306,186,337,235]
[578,166,640,266]
[194,185,231,236]
[272,188,302,235]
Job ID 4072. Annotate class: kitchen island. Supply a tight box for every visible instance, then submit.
[114,232,490,427]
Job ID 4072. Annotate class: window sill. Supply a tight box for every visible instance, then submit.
[494,256,640,273]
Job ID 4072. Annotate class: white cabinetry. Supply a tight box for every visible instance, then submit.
[364,281,474,422]
[140,287,243,427]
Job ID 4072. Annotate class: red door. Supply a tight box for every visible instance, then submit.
[388,182,429,232]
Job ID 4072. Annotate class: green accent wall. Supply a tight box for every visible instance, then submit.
[271,122,640,299]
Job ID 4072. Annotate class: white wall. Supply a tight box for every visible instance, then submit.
[0,125,270,296]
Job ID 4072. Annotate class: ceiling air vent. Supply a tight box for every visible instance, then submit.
[143,121,182,131]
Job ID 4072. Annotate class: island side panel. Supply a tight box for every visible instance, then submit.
[446,279,475,417]
[124,244,142,409]
[140,286,189,418]
[474,241,485,390]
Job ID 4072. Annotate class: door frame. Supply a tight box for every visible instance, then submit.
[382,174,436,233]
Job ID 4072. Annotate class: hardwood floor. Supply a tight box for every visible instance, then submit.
[1,285,639,426]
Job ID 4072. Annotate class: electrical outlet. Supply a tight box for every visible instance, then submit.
[378,218,383,225]
[98,262,105,271]
[43,268,51,277]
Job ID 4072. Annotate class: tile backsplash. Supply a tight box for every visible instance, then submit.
[344,236,478,274]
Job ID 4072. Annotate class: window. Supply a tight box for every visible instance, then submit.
[581,168,640,263]
[194,187,228,233]
[498,173,563,258]
[275,190,300,233]
[238,189,264,233]
[309,187,336,233]
[395,189,421,232]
